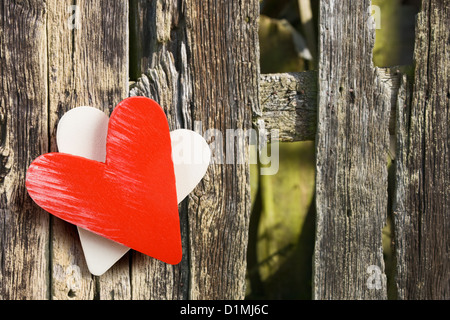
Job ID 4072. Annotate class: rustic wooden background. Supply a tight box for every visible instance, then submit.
[0,0,448,300]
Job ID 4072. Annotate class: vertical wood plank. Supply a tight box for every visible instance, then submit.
[129,0,190,300]
[47,0,129,300]
[130,0,260,299]
[184,0,259,299]
[393,0,449,300]
[0,1,50,299]
[314,0,390,299]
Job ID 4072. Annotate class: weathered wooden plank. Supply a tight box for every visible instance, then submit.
[131,0,259,299]
[257,68,401,142]
[0,1,49,299]
[47,0,129,300]
[258,71,317,142]
[393,0,449,300]
[184,0,258,299]
[129,0,190,300]
[313,1,390,299]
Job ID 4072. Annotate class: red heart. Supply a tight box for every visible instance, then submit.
[26,97,182,265]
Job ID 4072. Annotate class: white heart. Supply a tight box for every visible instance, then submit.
[56,106,211,275]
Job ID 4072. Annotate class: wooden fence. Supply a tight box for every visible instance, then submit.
[0,0,448,300]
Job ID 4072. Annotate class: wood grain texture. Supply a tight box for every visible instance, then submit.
[393,0,449,300]
[313,0,390,299]
[131,0,259,299]
[129,0,190,300]
[47,0,129,300]
[258,71,318,142]
[3,0,445,301]
[257,69,401,142]
[185,0,259,300]
[0,0,49,300]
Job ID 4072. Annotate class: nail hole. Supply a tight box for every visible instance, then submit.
[68,289,76,298]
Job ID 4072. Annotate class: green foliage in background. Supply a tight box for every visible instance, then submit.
[247,0,419,300]
[247,0,316,300]
[372,0,418,67]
